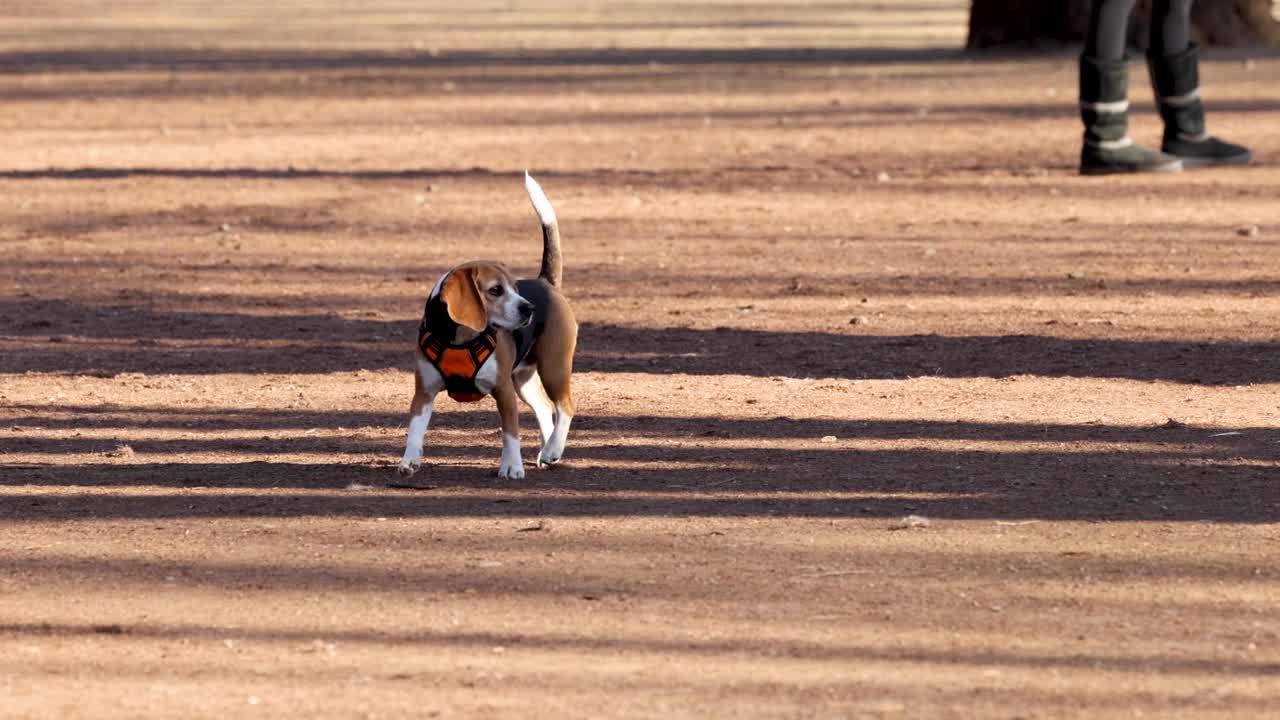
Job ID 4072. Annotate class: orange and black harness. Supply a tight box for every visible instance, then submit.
[417,324,496,403]
[417,284,543,403]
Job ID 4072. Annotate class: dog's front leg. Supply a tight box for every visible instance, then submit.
[397,362,445,477]
[396,389,436,477]
[492,382,525,480]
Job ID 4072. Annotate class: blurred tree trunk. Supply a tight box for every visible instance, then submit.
[967,0,1280,49]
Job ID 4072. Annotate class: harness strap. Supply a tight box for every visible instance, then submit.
[418,328,496,402]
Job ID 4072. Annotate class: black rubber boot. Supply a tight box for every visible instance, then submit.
[1148,45,1251,168]
[1079,55,1182,176]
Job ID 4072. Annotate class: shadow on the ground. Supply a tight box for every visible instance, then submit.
[0,63,1013,103]
[2,164,1277,195]
[578,324,1280,385]
[0,47,973,77]
[0,620,1277,680]
[0,43,1271,75]
[3,405,1275,523]
[1,296,1275,383]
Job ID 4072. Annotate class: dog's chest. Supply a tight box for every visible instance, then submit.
[470,354,499,395]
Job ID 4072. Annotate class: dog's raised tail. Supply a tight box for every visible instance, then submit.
[525,172,562,288]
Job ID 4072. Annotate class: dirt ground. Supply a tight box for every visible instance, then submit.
[1,2,1278,718]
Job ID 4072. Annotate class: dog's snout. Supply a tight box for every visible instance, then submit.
[519,301,534,318]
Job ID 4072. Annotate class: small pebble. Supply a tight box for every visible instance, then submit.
[889,515,932,531]
[105,444,135,458]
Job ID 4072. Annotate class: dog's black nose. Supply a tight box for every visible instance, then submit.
[519,302,534,319]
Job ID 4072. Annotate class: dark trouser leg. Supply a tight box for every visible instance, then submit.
[1146,0,1252,167]
[1086,0,1138,61]
[1149,0,1192,56]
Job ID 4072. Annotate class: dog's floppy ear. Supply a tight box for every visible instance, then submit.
[440,267,488,332]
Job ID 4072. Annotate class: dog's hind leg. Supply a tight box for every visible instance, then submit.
[514,364,555,449]
[536,350,575,468]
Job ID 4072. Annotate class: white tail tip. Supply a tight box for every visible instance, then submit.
[524,171,557,227]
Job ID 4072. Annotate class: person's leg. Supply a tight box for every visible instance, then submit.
[1079,0,1182,175]
[1150,0,1192,56]
[1147,0,1251,166]
[1086,0,1137,61]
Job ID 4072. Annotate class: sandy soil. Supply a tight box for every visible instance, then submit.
[0,2,1278,718]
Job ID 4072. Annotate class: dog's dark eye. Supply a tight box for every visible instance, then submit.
[487,286,504,297]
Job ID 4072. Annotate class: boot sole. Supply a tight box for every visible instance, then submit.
[1174,151,1252,169]
[1080,160,1184,176]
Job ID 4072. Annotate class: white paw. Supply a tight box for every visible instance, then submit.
[538,413,571,470]
[396,459,421,477]
[538,433,567,468]
[497,459,525,480]
[537,446,563,468]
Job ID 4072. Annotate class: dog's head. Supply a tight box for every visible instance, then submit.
[437,261,533,332]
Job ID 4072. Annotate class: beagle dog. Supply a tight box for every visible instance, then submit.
[396,173,577,480]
